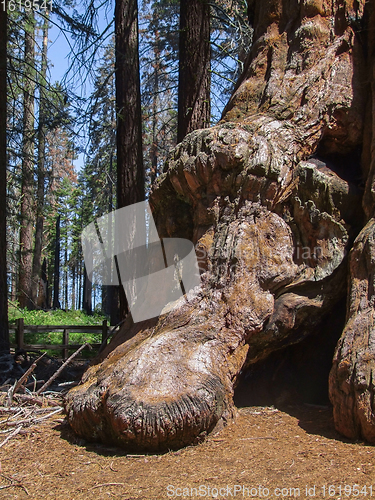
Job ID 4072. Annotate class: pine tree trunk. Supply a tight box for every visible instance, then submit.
[83,264,92,315]
[64,246,68,309]
[103,153,114,318]
[46,258,52,309]
[31,11,49,309]
[37,258,47,309]
[52,216,60,309]
[0,7,9,353]
[115,0,145,319]
[67,0,373,450]
[150,27,160,185]
[115,0,144,206]
[177,0,210,142]
[78,260,82,311]
[71,264,76,311]
[18,12,36,309]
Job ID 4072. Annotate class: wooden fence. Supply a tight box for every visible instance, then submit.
[9,318,109,358]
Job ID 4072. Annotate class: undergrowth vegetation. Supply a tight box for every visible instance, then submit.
[8,302,106,357]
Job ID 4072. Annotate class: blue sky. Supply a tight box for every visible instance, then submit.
[46,7,114,171]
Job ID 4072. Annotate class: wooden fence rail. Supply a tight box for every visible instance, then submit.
[9,318,109,358]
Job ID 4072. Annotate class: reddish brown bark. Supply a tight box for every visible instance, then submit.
[115,0,144,207]
[18,12,36,309]
[67,0,374,450]
[177,0,211,142]
[0,7,8,353]
[115,0,145,320]
[31,11,49,310]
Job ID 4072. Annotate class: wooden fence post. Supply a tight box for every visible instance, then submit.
[16,318,24,350]
[102,320,108,347]
[63,329,69,359]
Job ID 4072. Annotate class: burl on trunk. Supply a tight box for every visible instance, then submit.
[66,0,375,450]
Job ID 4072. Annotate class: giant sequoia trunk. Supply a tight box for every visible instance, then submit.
[328,0,375,442]
[66,0,375,450]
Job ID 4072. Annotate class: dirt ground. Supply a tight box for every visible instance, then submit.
[1,403,375,500]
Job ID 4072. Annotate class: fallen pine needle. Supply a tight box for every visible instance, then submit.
[109,461,118,472]
[90,483,125,489]
[237,436,276,440]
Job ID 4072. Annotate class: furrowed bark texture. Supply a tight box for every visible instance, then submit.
[31,11,49,310]
[177,0,211,142]
[115,0,144,319]
[0,7,8,353]
[18,12,36,310]
[328,0,375,443]
[67,0,373,450]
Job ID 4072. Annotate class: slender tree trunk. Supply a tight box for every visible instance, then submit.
[78,259,82,310]
[46,258,52,309]
[71,264,76,311]
[103,152,114,319]
[177,0,211,143]
[83,264,92,315]
[37,258,47,309]
[150,27,160,185]
[0,7,9,353]
[115,0,144,206]
[53,215,60,309]
[115,0,145,319]
[18,12,36,309]
[64,246,68,309]
[31,11,49,309]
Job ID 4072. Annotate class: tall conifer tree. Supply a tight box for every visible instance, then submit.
[0,7,9,353]
[115,0,145,319]
[177,0,211,142]
[18,12,36,309]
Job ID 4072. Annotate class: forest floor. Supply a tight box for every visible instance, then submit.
[1,402,375,500]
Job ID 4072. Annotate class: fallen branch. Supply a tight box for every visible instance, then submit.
[3,408,62,428]
[0,407,27,414]
[13,393,60,407]
[6,381,16,408]
[0,473,29,495]
[0,406,61,415]
[13,353,47,395]
[0,425,22,448]
[36,343,91,395]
